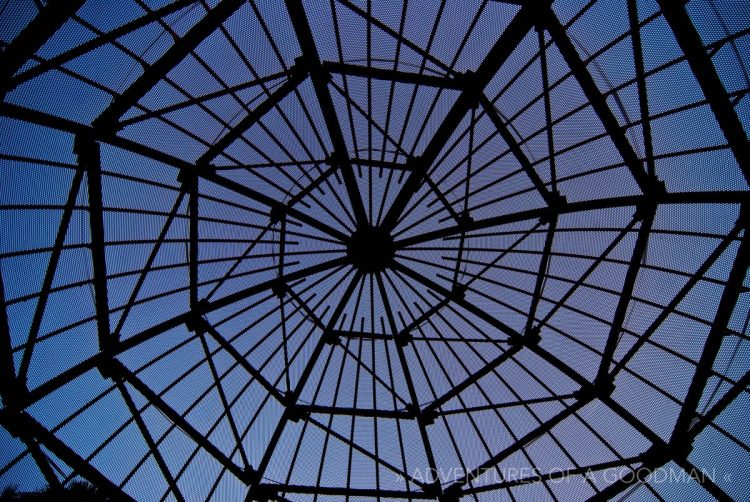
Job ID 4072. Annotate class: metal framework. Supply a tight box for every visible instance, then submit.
[0,0,749,500]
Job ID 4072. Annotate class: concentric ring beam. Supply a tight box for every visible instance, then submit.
[7,0,199,92]
[395,191,749,249]
[323,61,463,89]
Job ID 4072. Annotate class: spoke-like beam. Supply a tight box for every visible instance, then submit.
[115,379,185,502]
[0,0,86,96]
[657,0,750,185]
[422,344,522,419]
[689,366,750,440]
[197,68,308,165]
[284,0,368,227]
[76,136,113,350]
[0,250,21,405]
[380,3,543,231]
[479,96,556,205]
[596,207,654,384]
[8,0,198,91]
[543,10,653,193]
[101,359,253,483]
[323,61,462,89]
[246,270,361,499]
[672,215,750,440]
[0,411,133,501]
[200,170,348,242]
[18,168,84,384]
[441,396,593,498]
[92,0,246,133]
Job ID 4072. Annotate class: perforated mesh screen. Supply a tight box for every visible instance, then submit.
[0,0,749,500]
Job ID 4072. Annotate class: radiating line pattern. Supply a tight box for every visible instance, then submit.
[0,0,749,501]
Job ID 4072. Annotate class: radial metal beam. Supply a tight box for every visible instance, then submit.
[596,207,655,383]
[284,0,368,227]
[323,61,463,89]
[672,216,750,440]
[543,10,653,193]
[17,168,84,385]
[0,411,134,501]
[0,0,86,96]
[197,68,308,165]
[246,271,362,500]
[422,344,522,418]
[479,96,556,205]
[76,136,113,350]
[657,0,750,185]
[380,2,544,231]
[441,396,593,498]
[8,0,199,91]
[101,358,253,483]
[92,0,246,133]
[0,260,21,405]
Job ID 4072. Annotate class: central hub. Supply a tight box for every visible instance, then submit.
[346,225,395,273]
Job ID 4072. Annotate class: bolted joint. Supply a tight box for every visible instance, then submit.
[439,485,461,502]
[422,481,442,497]
[323,329,340,345]
[450,283,467,301]
[524,325,542,346]
[457,210,474,228]
[405,403,421,419]
[269,204,286,224]
[394,331,412,348]
[287,405,309,423]
[73,134,101,167]
[252,484,279,502]
[573,379,615,401]
[271,278,287,299]
[1,409,28,439]
[540,191,566,224]
[462,70,481,109]
[97,356,125,381]
[176,168,198,191]
[419,408,437,426]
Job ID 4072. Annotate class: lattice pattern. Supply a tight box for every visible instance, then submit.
[0,1,749,500]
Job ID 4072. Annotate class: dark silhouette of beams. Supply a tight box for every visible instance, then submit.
[0,0,86,96]
[596,207,655,384]
[323,61,462,89]
[672,213,750,440]
[479,96,556,205]
[8,0,198,91]
[657,0,750,185]
[284,0,368,227]
[543,10,653,193]
[395,191,747,248]
[0,411,133,501]
[100,358,253,483]
[380,2,543,231]
[76,136,113,350]
[197,68,308,165]
[92,0,246,133]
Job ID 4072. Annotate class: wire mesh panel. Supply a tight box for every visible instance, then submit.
[0,0,749,500]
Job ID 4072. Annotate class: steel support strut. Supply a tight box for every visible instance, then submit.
[657,0,750,185]
[284,0,369,227]
[380,2,545,231]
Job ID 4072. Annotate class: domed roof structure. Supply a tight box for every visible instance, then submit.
[0,0,749,500]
